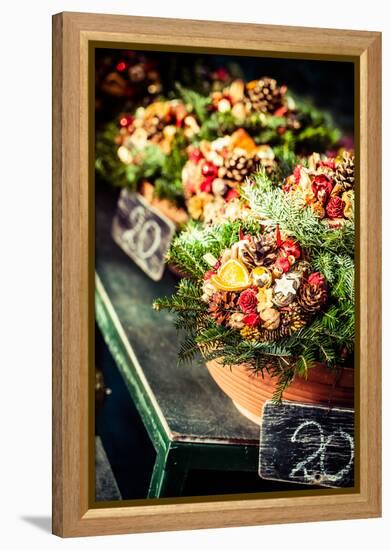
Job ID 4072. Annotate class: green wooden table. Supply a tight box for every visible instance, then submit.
[95,187,263,498]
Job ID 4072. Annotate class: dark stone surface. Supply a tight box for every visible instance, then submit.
[95,436,122,501]
[95,184,260,444]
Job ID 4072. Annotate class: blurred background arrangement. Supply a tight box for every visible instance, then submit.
[94,48,354,502]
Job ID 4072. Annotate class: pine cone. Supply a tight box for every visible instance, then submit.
[208,291,237,325]
[281,303,308,334]
[222,150,257,182]
[238,234,278,269]
[297,282,327,313]
[334,152,355,191]
[257,325,292,341]
[246,77,284,114]
[240,325,261,341]
[143,115,165,141]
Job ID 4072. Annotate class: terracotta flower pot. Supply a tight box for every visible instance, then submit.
[206,360,354,425]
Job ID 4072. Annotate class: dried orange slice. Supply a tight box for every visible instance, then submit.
[230,128,257,153]
[210,259,250,291]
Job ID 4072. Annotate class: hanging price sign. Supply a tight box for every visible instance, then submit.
[259,401,355,488]
[112,189,176,281]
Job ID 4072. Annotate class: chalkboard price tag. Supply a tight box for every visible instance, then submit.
[259,401,354,488]
[112,189,176,281]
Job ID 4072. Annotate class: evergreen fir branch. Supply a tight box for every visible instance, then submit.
[175,83,211,123]
[178,333,200,364]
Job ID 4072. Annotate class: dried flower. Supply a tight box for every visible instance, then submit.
[311,174,333,205]
[326,196,345,219]
[228,312,245,329]
[242,313,261,327]
[257,288,273,313]
[259,307,281,330]
[238,288,258,314]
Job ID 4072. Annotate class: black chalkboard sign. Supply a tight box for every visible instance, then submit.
[259,401,354,488]
[112,189,176,281]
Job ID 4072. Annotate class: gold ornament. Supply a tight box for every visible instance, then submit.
[251,266,273,288]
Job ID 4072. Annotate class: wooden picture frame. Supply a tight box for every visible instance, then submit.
[52,12,381,537]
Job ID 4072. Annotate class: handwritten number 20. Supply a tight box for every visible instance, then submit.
[122,206,162,260]
[289,420,354,484]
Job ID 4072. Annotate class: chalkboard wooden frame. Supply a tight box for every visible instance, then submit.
[52,12,381,537]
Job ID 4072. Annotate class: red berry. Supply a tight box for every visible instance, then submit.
[200,177,214,193]
[280,239,301,259]
[275,256,291,273]
[189,148,203,163]
[201,161,218,178]
[225,188,240,202]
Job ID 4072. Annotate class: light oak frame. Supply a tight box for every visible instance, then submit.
[52,12,381,537]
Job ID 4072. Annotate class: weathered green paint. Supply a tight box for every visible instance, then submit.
[95,185,261,497]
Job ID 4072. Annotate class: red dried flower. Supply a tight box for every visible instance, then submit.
[242,313,261,327]
[312,174,333,205]
[293,165,302,185]
[238,288,258,314]
[326,196,345,219]
[308,272,327,288]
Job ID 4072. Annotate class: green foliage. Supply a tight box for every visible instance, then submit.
[196,94,340,153]
[242,171,355,256]
[175,83,211,124]
[95,123,129,186]
[95,123,187,206]
[154,170,355,398]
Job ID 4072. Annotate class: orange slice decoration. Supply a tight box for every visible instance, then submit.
[210,259,251,292]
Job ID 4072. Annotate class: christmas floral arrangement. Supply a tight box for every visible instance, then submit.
[96,74,342,214]
[153,169,354,397]
[95,98,200,209]
[182,129,275,223]
[197,77,341,153]
[283,151,355,226]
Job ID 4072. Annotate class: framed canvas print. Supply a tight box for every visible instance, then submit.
[52,12,382,537]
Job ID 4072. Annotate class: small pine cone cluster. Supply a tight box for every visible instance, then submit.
[245,77,284,114]
[258,324,292,341]
[220,150,258,182]
[239,234,278,269]
[208,291,237,325]
[297,283,327,313]
[334,152,355,191]
[143,115,165,140]
[240,325,261,342]
[281,303,307,334]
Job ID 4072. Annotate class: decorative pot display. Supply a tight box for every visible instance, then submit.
[206,360,354,425]
[154,158,355,417]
